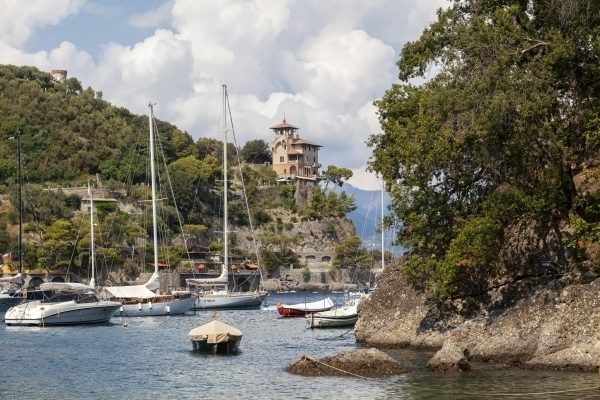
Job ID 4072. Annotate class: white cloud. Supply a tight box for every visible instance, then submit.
[129,1,174,28]
[92,29,193,115]
[348,166,383,191]
[0,0,448,175]
[0,0,84,47]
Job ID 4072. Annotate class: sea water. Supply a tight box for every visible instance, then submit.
[0,292,598,400]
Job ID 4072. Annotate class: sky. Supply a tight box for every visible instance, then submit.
[0,0,447,190]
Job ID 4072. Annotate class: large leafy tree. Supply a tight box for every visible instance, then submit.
[240,139,271,164]
[322,165,353,190]
[369,0,600,298]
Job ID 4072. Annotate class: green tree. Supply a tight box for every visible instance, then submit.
[240,139,271,164]
[322,165,353,190]
[369,0,600,298]
[332,235,374,269]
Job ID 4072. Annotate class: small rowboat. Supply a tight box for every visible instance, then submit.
[306,304,358,328]
[276,297,334,317]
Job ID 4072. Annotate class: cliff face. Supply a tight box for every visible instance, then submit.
[356,200,600,371]
[357,266,600,371]
[236,216,356,259]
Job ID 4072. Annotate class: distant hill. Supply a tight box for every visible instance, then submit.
[338,184,405,257]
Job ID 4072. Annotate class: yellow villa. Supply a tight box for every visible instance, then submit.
[270,119,322,185]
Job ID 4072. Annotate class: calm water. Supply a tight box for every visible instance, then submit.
[1,292,599,399]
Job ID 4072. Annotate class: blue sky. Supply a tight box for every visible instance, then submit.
[0,0,447,190]
[24,2,161,56]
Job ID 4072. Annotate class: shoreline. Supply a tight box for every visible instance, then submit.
[355,262,600,373]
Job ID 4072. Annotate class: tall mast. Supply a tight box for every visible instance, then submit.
[16,130,22,274]
[148,103,159,274]
[222,84,229,269]
[381,179,385,272]
[88,184,96,288]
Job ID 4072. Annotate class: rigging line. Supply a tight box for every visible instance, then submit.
[315,327,354,340]
[66,219,84,281]
[224,88,263,275]
[152,115,191,263]
[302,355,370,379]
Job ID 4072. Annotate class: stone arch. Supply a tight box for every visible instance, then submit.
[27,276,44,289]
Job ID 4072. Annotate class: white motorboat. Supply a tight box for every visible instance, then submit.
[5,282,121,326]
[102,103,195,317]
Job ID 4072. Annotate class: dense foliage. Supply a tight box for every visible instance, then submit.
[369,0,600,298]
[0,65,360,275]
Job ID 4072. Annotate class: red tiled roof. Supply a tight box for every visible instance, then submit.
[270,120,298,130]
[292,138,322,147]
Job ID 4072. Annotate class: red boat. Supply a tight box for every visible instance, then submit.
[276,297,334,317]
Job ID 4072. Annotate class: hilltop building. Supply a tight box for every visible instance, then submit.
[270,119,322,185]
[50,69,67,83]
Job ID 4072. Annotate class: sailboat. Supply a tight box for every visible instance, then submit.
[1,131,26,316]
[4,185,122,326]
[186,85,267,310]
[102,103,196,316]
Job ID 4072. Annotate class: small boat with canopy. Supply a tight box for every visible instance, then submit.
[188,313,242,354]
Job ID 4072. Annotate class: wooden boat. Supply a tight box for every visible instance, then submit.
[306,303,358,328]
[188,317,242,354]
[276,297,334,317]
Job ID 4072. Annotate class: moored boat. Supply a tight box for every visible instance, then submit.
[186,85,266,311]
[276,297,334,317]
[189,316,242,354]
[306,303,358,328]
[5,282,121,326]
[101,103,195,317]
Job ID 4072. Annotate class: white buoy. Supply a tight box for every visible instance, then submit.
[148,301,152,309]
[138,303,142,310]
[166,305,171,313]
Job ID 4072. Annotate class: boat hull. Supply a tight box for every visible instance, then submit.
[5,300,122,326]
[117,296,196,317]
[193,292,267,310]
[276,297,334,318]
[0,295,24,317]
[306,305,358,328]
[190,337,241,354]
[277,306,311,317]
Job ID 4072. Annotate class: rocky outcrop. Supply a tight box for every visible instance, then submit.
[356,261,600,371]
[426,336,471,372]
[286,348,407,377]
[355,213,600,372]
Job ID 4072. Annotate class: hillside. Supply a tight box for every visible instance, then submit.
[0,65,363,282]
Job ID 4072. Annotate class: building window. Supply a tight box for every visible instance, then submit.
[280,156,284,162]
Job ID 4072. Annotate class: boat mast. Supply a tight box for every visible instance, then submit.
[148,103,159,275]
[88,184,96,288]
[381,179,385,272]
[16,129,22,275]
[222,84,229,270]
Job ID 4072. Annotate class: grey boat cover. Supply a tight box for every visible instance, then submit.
[188,319,242,344]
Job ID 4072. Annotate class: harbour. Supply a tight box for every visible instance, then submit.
[1,292,599,400]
